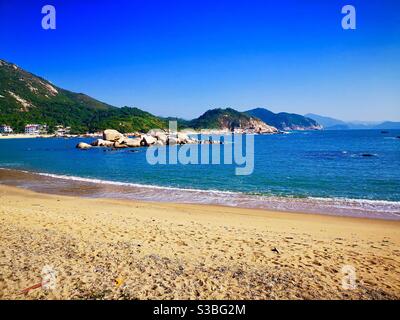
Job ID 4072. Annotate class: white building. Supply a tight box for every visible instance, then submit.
[25,124,38,135]
[0,124,13,134]
[24,124,48,135]
[55,125,71,136]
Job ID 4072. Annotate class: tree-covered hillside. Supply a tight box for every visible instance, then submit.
[0,59,276,134]
[188,108,260,130]
[246,108,322,130]
[0,59,166,133]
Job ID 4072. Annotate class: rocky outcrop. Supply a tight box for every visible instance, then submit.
[167,137,179,145]
[76,142,92,149]
[103,129,124,142]
[125,138,141,147]
[246,118,278,134]
[156,133,168,145]
[141,135,157,146]
[113,141,128,148]
[177,132,190,143]
[91,139,114,147]
[85,125,276,151]
[153,140,165,146]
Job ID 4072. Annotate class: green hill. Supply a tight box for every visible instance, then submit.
[187,108,277,132]
[0,59,166,133]
[246,108,322,130]
[0,59,277,134]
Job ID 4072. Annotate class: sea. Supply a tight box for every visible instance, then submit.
[0,130,399,220]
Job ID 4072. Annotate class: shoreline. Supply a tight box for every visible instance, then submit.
[0,184,399,299]
[0,134,101,139]
[0,167,399,221]
[0,134,54,139]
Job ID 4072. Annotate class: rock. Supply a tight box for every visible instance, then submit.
[177,132,190,144]
[201,139,220,144]
[125,138,141,147]
[140,135,157,146]
[146,130,168,144]
[153,140,165,146]
[76,142,92,149]
[271,247,280,254]
[361,153,375,157]
[396,136,400,139]
[103,129,124,142]
[186,138,199,144]
[91,139,114,147]
[167,137,179,145]
[116,136,128,144]
[155,133,168,144]
[248,118,278,134]
[148,129,165,137]
[113,141,128,148]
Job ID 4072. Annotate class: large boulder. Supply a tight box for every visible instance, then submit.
[76,142,92,149]
[155,133,168,144]
[91,139,114,147]
[141,135,157,146]
[153,140,165,146]
[148,129,164,137]
[177,132,190,144]
[116,136,129,144]
[103,129,124,142]
[125,138,141,147]
[113,141,128,148]
[167,137,179,145]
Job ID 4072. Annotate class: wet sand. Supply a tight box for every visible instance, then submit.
[0,184,399,299]
[1,168,399,220]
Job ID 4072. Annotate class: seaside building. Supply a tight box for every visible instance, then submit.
[0,124,13,134]
[55,125,71,136]
[25,124,40,135]
[25,124,47,135]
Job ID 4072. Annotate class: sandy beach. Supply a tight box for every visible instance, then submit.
[0,134,55,139]
[0,184,399,300]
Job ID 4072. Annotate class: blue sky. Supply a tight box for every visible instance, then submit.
[0,0,399,121]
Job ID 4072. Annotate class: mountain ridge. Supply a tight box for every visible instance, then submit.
[305,113,400,130]
[246,108,322,130]
[185,108,277,133]
[3,59,396,134]
[0,59,276,134]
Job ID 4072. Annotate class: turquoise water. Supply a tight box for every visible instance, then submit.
[1,130,399,219]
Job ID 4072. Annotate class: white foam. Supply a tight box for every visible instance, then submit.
[10,169,237,195]
[1,167,399,219]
